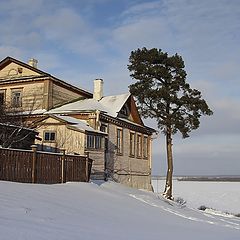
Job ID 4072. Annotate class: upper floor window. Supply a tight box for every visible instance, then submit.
[129,132,135,157]
[143,136,149,159]
[44,131,56,142]
[100,124,108,133]
[116,128,123,154]
[136,134,142,158]
[11,89,22,108]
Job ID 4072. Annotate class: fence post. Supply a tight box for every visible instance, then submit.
[31,145,37,183]
[85,151,89,182]
[61,149,66,183]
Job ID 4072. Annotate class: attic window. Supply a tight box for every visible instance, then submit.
[120,105,128,116]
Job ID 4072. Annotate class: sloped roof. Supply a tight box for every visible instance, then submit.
[48,93,131,118]
[100,93,131,117]
[48,114,104,134]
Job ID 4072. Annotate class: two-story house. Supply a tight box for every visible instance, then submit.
[0,56,155,190]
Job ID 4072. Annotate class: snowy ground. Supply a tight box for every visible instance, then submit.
[152,179,240,216]
[0,180,239,240]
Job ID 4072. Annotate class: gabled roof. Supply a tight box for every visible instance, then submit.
[0,56,93,98]
[47,93,131,118]
[0,56,49,76]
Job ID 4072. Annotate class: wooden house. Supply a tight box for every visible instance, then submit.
[0,57,91,114]
[0,56,155,190]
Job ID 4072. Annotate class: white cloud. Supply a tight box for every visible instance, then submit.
[34,8,86,40]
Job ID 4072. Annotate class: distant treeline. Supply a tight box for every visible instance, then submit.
[152,175,240,182]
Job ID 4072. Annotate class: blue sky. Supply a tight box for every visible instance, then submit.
[1,0,240,176]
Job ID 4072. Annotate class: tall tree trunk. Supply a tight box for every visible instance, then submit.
[163,126,173,200]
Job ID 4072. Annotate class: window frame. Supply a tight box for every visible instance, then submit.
[86,134,103,150]
[11,88,23,108]
[116,128,123,155]
[143,135,149,159]
[136,134,142,158]
[43,131,56,142]
[95,135,102,149]
[87,134,95,149]
[129,131,135,157]
[100,123,108,133]
[0,89,6,105]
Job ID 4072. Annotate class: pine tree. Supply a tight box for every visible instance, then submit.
[128,47,213,199]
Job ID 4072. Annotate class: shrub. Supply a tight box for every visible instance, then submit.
[198,205,207,211]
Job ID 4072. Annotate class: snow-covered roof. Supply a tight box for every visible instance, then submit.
[47,93,131,118]
[100,93,131,117]
[49,115,105,134]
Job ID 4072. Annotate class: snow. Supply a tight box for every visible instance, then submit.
[47,98,107,114]
[152,179,240,215]
[51,114,105,134]
[0,180,239,240]
[47,93,130,118]
[99,93,130,117]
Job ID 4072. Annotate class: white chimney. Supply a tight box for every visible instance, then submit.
[93,79,103,101]
[28,58,38,68]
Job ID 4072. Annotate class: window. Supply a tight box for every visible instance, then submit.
[136,134,142,158]
[119,105,128,116]
[0,90,5,105]
[116,128,123,154]
[11,89,22,107]
[143,136,148,159]
[100,124,107,133]
[87,134,95,148]
[95,136,102,149]
[44,131,56,142]
[129,132,135,156]
[87,134,102,149]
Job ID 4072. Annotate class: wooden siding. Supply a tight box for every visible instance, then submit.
[35,118,85,155]
[106,123,152,190]
[52,83,84,108]
[0,81,45,111]
[88,150,105,179]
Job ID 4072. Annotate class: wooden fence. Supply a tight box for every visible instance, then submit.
[0,146,92,184]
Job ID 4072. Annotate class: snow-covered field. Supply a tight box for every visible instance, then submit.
[152,179,240,215]
[0,180,239,240]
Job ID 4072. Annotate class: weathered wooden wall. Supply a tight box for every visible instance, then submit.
[106,123,152,190]
[0,147,92,184]
[52,83,84,108]
[35,117,86,155]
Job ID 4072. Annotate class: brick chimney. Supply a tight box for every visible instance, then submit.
[28,58,38,68]
[93,79,103,101]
